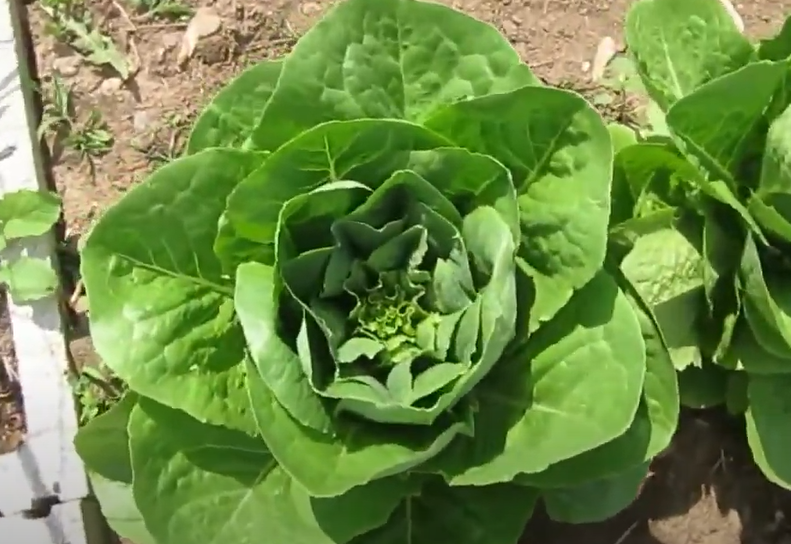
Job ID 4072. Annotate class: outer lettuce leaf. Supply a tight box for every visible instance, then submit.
[746,374,791,490]
[666,61,789,194]
[756,99,791,199]
[246,0,539,151]
[74,393,137,483]
[425,86,613,330]
[518,266,678,488]
[425,270,646,485]
[89,472,155,544]
[677,364,729,408]
[129,398,421,544]
[244,355,468,498]
[758,15,791,61]
[80,149,268,433]
[625,0,754,111]
[350,480,539,544]
[621,225,704,370]
[739,236,791,359]
[187,60,283,153]
[74,394,154,544]
[541,462,650,524]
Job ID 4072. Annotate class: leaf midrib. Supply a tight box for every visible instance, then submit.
[114,253,233,297]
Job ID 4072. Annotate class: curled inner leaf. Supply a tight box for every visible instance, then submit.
[274,172,518,426]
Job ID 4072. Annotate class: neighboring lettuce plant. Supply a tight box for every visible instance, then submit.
[73,0,678,542]
[612,0,791,490]
[0,188,61,302]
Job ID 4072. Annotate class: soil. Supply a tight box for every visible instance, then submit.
[0,292,24,455]
[9,0,791,542]
[524,412,791,544]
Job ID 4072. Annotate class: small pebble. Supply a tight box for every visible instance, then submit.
[98,77,123,95]
[52,55,81,77]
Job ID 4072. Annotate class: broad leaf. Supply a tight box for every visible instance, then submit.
[246,0,539,151]
[235,262,335,433]
[425,85,612,330]
[677,364,728,408]
[81,149,268,433]
[74,392,137,482]
[723,320,791,374]
[0,189,61,239]
[431,271,646,485]
[757,15,791,61]
[245,359,469,497]
[740,236,791,359]
[518,268,678,487]
[74,393,153,544]
[129,398,419,544]
[0,256,58,302]
[351,480,539,544]
[625,0,753,110]
[187,60,283,153]
[621,225,704,370]
[757,101,791,197]
[223,120,451,268]
[89,472,155,544]
[666,61,788,189]
[542,462,650,524]
[746,374,791,490]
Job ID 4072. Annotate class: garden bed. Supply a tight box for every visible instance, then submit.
[12,0,791,542]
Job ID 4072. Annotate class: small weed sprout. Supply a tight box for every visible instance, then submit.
[69,363,127,424]
[39,75,114,163]
[39,0,130,78]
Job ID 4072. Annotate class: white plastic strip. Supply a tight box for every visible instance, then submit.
[0,0,89,519]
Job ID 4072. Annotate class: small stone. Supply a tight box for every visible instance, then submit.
[52,55,82,77]
[301,1,321,15]
[501,20,518,37]
[133,110,152,132]
[98,77,123,95]
[162,32,181,50]
[177,7,223,67]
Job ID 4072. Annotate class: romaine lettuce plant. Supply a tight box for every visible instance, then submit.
[73,0,678,541]
[613,0,791,490]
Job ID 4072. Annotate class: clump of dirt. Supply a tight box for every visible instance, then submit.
[0,292,25,455]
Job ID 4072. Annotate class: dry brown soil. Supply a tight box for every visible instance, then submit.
[0,294,24,456]
[3,0,791,541]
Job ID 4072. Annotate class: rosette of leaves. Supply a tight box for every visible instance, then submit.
[73,0,678,542]
[612,0,791,490]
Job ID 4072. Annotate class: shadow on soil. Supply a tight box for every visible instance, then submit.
[523,410,791,544]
